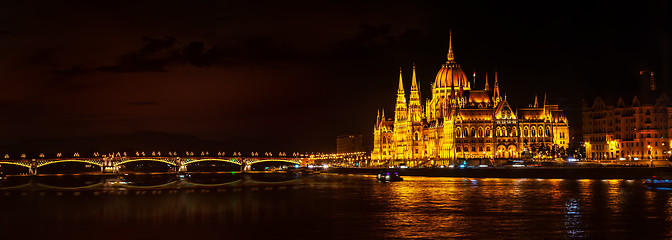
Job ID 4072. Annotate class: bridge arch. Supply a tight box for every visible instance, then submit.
[247,159,301,165]
[113,158,177,167]
[37,159,103,168]
[182,158,241,166]
[0,162,30,168]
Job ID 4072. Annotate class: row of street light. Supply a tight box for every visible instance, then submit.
[2,151,314,159]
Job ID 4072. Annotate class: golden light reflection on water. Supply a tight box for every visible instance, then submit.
[375,176,672,239]
[1,175,672,239]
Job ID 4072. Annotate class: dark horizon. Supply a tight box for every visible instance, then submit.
[0,0,670,153]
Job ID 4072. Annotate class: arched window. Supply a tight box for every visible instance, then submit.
[464,128,469,137]
[456,128,461,137]
[532,127,536,137]
[497,127,501,136]
[546,127,551,137]
[512,127,518,136]
[524,127,529,137]
[478,128,483,138]
[486,127,491,137]
[470,128,475,137]
[503,127,508,136]
[414,132,419,141]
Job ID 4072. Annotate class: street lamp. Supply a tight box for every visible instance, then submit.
[648,145,653,167]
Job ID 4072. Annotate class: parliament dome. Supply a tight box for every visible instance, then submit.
[432,32,470,90]
[434,62,469,90]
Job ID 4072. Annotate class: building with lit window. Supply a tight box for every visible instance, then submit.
[372,35,570,166]
[582,72,671,161]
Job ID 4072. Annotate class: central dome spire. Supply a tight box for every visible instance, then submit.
[433,31,468,90]
[447,30,455,62]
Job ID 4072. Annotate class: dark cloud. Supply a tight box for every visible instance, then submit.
[52,34,310,74]
[355,23,392,42]
[84,36,219,73]
[94,36,175,72]
[238,35,302,61]
[329,24,402,60]
[182,42,217,67]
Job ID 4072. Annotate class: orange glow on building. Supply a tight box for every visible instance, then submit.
[583,92,672,160]
[372,34,570,166]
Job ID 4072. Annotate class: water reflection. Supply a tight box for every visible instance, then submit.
[0,172,300,191]
[0,175,670,239]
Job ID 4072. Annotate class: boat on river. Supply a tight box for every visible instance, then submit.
[645,175,672,190]
[377,171,403,182]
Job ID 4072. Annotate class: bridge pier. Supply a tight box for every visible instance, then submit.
[29,160,37,175]
[241,158,249,172]
[175,157,187,172]
[101,157,118,173]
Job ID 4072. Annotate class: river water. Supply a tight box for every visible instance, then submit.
[1,174,671,239]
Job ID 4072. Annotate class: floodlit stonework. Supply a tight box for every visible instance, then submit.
[372,34,570,166]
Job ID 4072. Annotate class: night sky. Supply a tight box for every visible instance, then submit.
[0,1,669,152]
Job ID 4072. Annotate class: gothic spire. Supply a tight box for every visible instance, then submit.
[409,63,423,122]
[447,30,455,62]
[397,67,404,94]
[484,73,489,91]
[395,67,407,121]
[534,94,538,108]
[411,63,418,90]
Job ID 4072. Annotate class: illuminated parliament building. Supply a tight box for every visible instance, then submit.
[372,35,570,166]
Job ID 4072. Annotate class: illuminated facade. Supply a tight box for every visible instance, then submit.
[372,35,570,166]
[583,90,671,161]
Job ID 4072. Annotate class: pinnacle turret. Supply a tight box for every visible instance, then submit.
[409,63,423,122]
[411,63,418,90]
[398,68,404,94]
[447,30,455,62]
[395,68,407,121]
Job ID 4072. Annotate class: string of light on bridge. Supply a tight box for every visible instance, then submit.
[3,151,317,159]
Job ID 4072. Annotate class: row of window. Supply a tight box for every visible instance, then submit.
[455,126,565,138]
[456,146,491,152]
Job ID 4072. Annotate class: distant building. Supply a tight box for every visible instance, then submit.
[372,34,570,166]
[640,70,656,91]
[582,71,672,160]
[337,135,362,153]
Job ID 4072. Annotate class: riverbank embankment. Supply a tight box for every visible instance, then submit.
[327,166,672,179]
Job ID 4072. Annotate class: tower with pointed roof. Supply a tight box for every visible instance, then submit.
[372,33,570,166]
[393,69,409,160]
[409,64,423,122]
